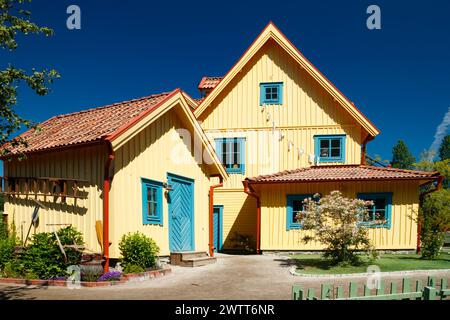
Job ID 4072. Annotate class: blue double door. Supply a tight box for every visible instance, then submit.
[168,173,195,252]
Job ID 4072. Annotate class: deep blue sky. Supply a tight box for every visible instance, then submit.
[1,0,450,176]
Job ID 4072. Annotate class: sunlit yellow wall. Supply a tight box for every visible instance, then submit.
[255,181,420,251]
[4,145,105,253]
[109,108,213,257]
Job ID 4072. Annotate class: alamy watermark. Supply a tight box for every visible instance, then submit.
[367,5,381,30]
[66,5,81,30]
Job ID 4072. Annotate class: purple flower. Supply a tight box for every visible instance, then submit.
[97,271,122,282]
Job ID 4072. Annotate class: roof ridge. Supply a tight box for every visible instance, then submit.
[52,92,172,120]
[360,165,439,176]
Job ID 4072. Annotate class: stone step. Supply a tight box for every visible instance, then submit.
[176,256,217,267]
[170,251,216,267]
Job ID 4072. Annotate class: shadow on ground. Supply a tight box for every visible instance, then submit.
[0,285,42,300]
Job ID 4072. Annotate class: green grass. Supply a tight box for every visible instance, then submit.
[289,253,450,274]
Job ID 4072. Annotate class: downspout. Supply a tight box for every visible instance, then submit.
[417,176,444,254]
[209,175,223,257]
[243,180,261,254]
[361,134,374,165]
[103,141,114,272]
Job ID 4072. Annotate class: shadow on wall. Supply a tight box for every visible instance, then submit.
[222,196,257,253]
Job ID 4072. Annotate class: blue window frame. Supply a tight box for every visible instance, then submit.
[260,82,283,105]
[314,135,346,163]
[357,192,393,229]
[215,138,246,174]
[286,194,314,230]
[141,178,163,225]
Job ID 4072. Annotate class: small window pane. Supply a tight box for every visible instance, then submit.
[320,148,329,157]
[147,187,152,202]
[320,140,330,148]
[331,148,340,157]
[331,139,341,148]
[292,200,304,222]
[374,198,386,209]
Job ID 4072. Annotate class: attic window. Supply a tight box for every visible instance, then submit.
[260,82,283,105]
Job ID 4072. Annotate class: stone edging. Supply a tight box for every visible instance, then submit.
[289,267,450,278]
[0,267,171,287]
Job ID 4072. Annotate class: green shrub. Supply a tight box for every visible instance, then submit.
[1,260,23,278]
[56,226,84,266]
[20,226,84,279]
[0,221,18,270]
[0,237,17,270]
[119,232,159,271]
[21,232,66,279]
[81,269,103,282]
[123,264,145,274]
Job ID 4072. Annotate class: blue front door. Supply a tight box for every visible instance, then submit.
[168,173,194,252]
[213,205,223,252]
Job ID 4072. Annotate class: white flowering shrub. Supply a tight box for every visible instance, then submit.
[298,191,377,265]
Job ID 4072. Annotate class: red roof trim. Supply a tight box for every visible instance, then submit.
[105,88,181,142]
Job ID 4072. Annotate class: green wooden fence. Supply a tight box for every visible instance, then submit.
[292,276,450,300]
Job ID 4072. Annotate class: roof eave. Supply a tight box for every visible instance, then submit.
[246,176,441,185]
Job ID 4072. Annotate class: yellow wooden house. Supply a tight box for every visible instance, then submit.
[194,23,442,253]
[1,22,443,268]
[0,90,227,269]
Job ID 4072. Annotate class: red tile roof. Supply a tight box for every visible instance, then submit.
[193,97,205,105]
[246,165,441,184]
[1,91,175,156]
[198,76,223,90]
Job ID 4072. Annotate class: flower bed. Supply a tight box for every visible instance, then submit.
[0,267,171,287]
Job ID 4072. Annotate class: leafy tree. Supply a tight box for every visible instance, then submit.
[439,135,450,161]
[0,0,59,157]
[419,189,450,259]
[391,140,416,169]
[299,191,376,265]
[414,153,450,259]
[0,193,3,212]
[414,152,450,190]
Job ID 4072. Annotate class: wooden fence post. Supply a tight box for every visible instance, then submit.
[423,286,437,300]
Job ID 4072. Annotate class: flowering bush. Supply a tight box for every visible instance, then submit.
[49,276,67,281]
[298,191,377,265]
[97,271,122,282]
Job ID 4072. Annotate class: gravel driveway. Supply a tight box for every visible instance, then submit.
[0,253,449,300]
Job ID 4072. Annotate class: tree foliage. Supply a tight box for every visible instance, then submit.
[414,151,450,259]
[391,140,416,169]
[419,189,450,259]
[298,191,376,265]
[439,135,450,161]
[0,0,59,157]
